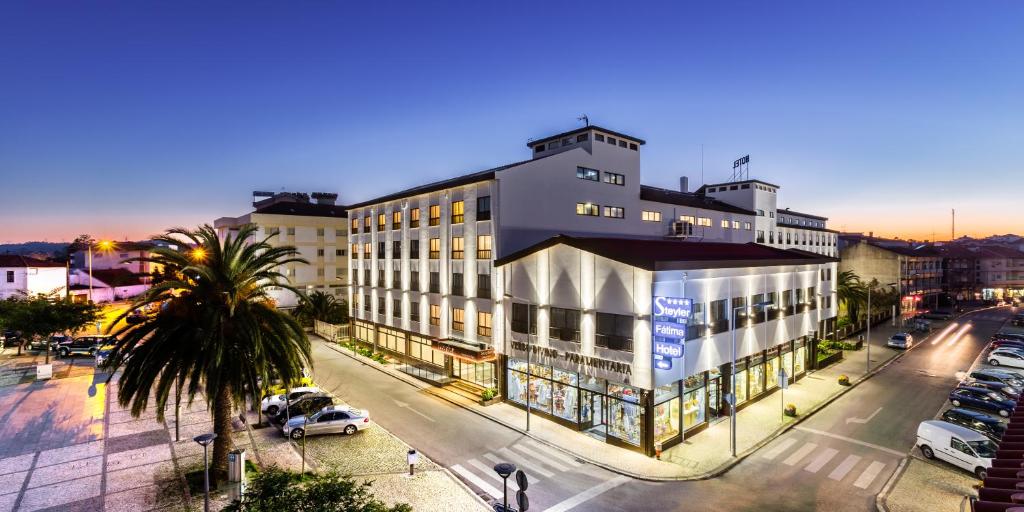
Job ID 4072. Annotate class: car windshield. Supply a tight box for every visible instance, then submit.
[969,440,997,458]
[987,392,1005,400]
[893,335,906,341]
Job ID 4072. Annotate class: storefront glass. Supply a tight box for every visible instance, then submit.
[708,368,722,419]
[683,383,706,430]
[507,368,528,405]
[552,369,579,421]
[795,346,806,375]
[530,376,552,414]
[782,350,793,380]
[749,363,765,397]
[734,369,748,404]
[765,356,779,390]
[456,360,496,389]
[654,398,680,444]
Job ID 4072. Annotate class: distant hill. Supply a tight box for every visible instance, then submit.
[0,242,69,258]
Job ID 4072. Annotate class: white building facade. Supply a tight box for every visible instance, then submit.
[0,255,67,299]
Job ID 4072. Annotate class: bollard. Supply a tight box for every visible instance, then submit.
[407,449,419,476]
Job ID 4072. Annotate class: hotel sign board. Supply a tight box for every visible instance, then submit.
[652,296,691,360]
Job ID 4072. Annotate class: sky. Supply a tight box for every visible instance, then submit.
[1,1,1022,243]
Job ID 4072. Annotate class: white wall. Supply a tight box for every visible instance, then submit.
[0,266,67,299]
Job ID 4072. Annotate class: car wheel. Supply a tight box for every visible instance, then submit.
[989,359,1000,366]
[920,445,934,459]
[951,399,961,407]
[266,405,279,416]
[344,425,357,435]
[290,429,304,440]
[975,467,988,480]
[89,348,95,356]
[999,409,1010,417]
[59,348,69,358]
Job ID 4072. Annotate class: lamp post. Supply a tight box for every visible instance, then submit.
[87,240,114,303]
[866,282,897,373]
[493,462,516,512]
[730,300,773,457]
[503,293,534,432]
[193,433,217,512]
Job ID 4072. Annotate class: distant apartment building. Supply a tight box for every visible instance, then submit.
[838,234,944,315]
[69,241,157,276]
[939,244,1024,301]
[0,255,67,299]
[215,191,348,308]
[343,123,837,456]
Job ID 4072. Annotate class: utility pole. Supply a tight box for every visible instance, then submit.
[951,209,955,241]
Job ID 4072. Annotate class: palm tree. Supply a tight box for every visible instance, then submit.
[104,224,311,483]
[836,270,867,323]
[294,290,348,326]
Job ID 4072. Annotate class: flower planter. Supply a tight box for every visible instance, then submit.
[480,397,502,407]
[784,404,797,417]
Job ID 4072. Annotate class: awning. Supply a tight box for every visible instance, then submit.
[431,337,496,363]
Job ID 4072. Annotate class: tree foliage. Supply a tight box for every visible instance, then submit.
[224,467,411,512]
[104,224,312,483]
[294,291,348,326]
[0,292,100,360]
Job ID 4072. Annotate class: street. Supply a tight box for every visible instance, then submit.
[309,307,1014,512]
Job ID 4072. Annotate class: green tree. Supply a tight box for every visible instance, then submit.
[223,467,411,512]
[836,270,867,323]
[0,292,99,361]
[104,224,311,484]
[294,291,348,327]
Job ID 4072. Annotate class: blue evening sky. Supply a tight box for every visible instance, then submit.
[1,1,1021,242]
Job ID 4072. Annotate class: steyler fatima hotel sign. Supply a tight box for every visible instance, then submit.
[652,296,691,367]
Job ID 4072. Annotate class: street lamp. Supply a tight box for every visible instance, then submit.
[191,247,207,262]
[503,293,534,432]
[730,300,773,457]
[493,462,516,512]
[193,433,217,512]
[866,282,897,373]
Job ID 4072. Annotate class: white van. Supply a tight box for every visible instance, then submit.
[916,420,996,479]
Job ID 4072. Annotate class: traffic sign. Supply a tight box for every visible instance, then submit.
[778,369,789,389]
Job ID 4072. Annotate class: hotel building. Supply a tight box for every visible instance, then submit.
[345,124,837,455]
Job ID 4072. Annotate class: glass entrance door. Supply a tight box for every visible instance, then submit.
[707,377,721,420]
[580,390,606,435]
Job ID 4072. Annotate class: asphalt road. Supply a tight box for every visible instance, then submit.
[309,306,1013,512]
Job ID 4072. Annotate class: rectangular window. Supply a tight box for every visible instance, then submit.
[335,228,344,237]
[709,299,728,334]
[364,216,371,230]
[451,307,465,332]
[743,222,752,230]
[721,219,730,228]
[377,297,385,315]
[410,302,420,322]
[549,307,581,342]
[352,243,359,257]
[317,248,325,257]
[410,240,420,259]
[697,217,711,226]
[477,273,491,299]
[451,200,465,224]
[287,227,295,236]
[477,235,493,259]
[351,218,359,233]
[335,249,344,256]
[576,133,588,142]
[377,241,385,259]
[603,206,624,219]
[377,269,385,287]
[732,296,748,327]
[451,237,465,259]
[393,299,401,318]
[576,203,599,216]
[363,269,370,285]
[377,213,386,231]
[363,294,370,312]
[808,286,817,310]
[477,196,491,221]
[478,311,493,336]
[451,273,464,296]
[618,140,627,148]
[596,312,633,352]
[429,238,440,259]
[607,136,617,145]
[732,221,741,229]
[429,205,440,226]
[392,211,402,230]
[576,167,599,181]
[410,208,420,228]
[511,303,537,334]
[410,271,420,292]
[430,304,440,326]
[595,134,605,142]
[392,270,400,288]
[642,211,662,222]
[392,241,401,259]
[756,230,765,243]
[603,172,625,186]
[429,272,440,293]
[316,228,324,237]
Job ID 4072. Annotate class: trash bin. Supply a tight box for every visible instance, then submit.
[228,448,246,483]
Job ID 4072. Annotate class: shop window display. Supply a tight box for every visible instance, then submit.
[654,398,680,443]
[782,350,793,380]
[683,375,706,429]
[733,369,748,404]
[795,346,806,375]
[507,368,528,405]
[765,356,779,390]
[607,384,642,446]
[552,381,578,421]
[749,363,765,397]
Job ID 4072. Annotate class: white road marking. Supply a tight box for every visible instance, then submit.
[804,447,839,473]
[761,437,798,460]
[846,407,883,425]
[496,447,555,478]
[511,443,572,472]
[794,426,905,456]
[783,442,818,466]
[466,458,520,491]
[524,440,581,466]
[853,460,887,489]
[482,452,538,484]
[391,399,435,422]
[543,475,631,512]
[452,463,503,499]
[828,454,862,481]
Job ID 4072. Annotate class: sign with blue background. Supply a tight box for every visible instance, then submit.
[652,296,692,345]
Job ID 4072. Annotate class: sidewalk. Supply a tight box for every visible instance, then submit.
[0,348,95,386]
[317,317,946,481]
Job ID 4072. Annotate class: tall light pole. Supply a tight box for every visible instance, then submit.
[730,300,773,457]
[193,433,217,512]
[503,293,534,432]
[87,240,114,303]
[866,282,897,373]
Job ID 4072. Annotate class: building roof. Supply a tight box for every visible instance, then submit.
[526,125,646,148]
[849,239,942,258]
[89,268,144,287]
[0,255,65,268]
[778,208,828,221]
[639,185,757,215]
[495,235,837,271]
[254,201,348,218]
[695,179,782,193]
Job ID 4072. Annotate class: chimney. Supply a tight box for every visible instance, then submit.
[679,176,689,193]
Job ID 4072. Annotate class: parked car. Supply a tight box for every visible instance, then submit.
[948,387,1016,417]
[941,408,1006,441]
[262,367,315,397]
[125,312,145,325]
[917,420,995,479]
[57,335,115,358]
[989,339,1024,351]
[887,333,914,349]
[1012,316,1024,327]
[993,333,1024,343]
[957,379,1019,399]
[94,345,116,367]
[272,393,335,424]
[988,349,1024,369]
[260,386,322,416]
[969,368,1024,389]
[29,335,67,352]
[282,404,371,440]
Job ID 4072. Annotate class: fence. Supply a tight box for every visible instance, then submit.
[314,320,346,342]
[830,312,893,342]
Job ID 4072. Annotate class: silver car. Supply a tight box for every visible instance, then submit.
[282,405,371,440]
[887,333,914,349]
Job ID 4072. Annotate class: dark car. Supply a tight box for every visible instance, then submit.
[958,379,1019,399]
[57,335,115,358]
[1013,317,1024,327]
[273,393,334,424]
[126,312,145,325]
[994,333,1024,343]
[29,335,68,352]
[970,368,1024,389]
[989,339,1024,351]
[941,408,1006,441]
[949,387,1016,417]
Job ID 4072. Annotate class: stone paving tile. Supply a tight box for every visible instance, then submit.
[106,444,172,473]
[369,471,487,512]
[303,424,441,476]
[104,460,178,495]
[107,418,167,439]
[885,457,976,512]
[0,454,34,476]
[103,485,177,512]
[105,428,170,454]
[0,492,16,512]
[34,440,104,468]
[18,474,101,512]
[0,471,27,493]
[27,455,103,489]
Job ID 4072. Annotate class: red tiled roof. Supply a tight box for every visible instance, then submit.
[89,268,144,287]
[0,255,65,268]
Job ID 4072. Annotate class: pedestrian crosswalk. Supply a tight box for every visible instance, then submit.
[452,439,584,500]
[760,437,892,491]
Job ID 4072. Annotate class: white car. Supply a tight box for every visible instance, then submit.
[917,420,995,479]
[887,333,914,349]
[282,405,371,440]
[988,349,1024,369]
[260,386,321,416]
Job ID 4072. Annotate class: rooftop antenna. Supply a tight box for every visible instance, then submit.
[577,114,589,127]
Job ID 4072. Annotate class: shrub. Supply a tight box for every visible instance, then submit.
[481,388,498,401]
[224,466,411,512]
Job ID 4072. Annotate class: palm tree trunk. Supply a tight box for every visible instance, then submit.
[211,384,233,485]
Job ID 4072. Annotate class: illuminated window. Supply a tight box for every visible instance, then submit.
[351,218,359,233]
[351,243,359,257]
[743,222,752,230]
[410,208,421,228]
[642,211,661,222]
[732,221,741,229]
[451,307,465,332]
[478,311,493,337]
[697,217,712,226]
[430,304,440,326]
[477,235,492,259]
[377,213,386,231]
[364,216,371,229]
[721,219,730,228]
[429,238,440,259]
[362,243,371,258]
[451,201,465,224]
[451,237,465,259]
[429,205,441,226]
[576,203,599,216]
[392,211,402,230]
[603,172,625,186]
[603,206,624,219]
